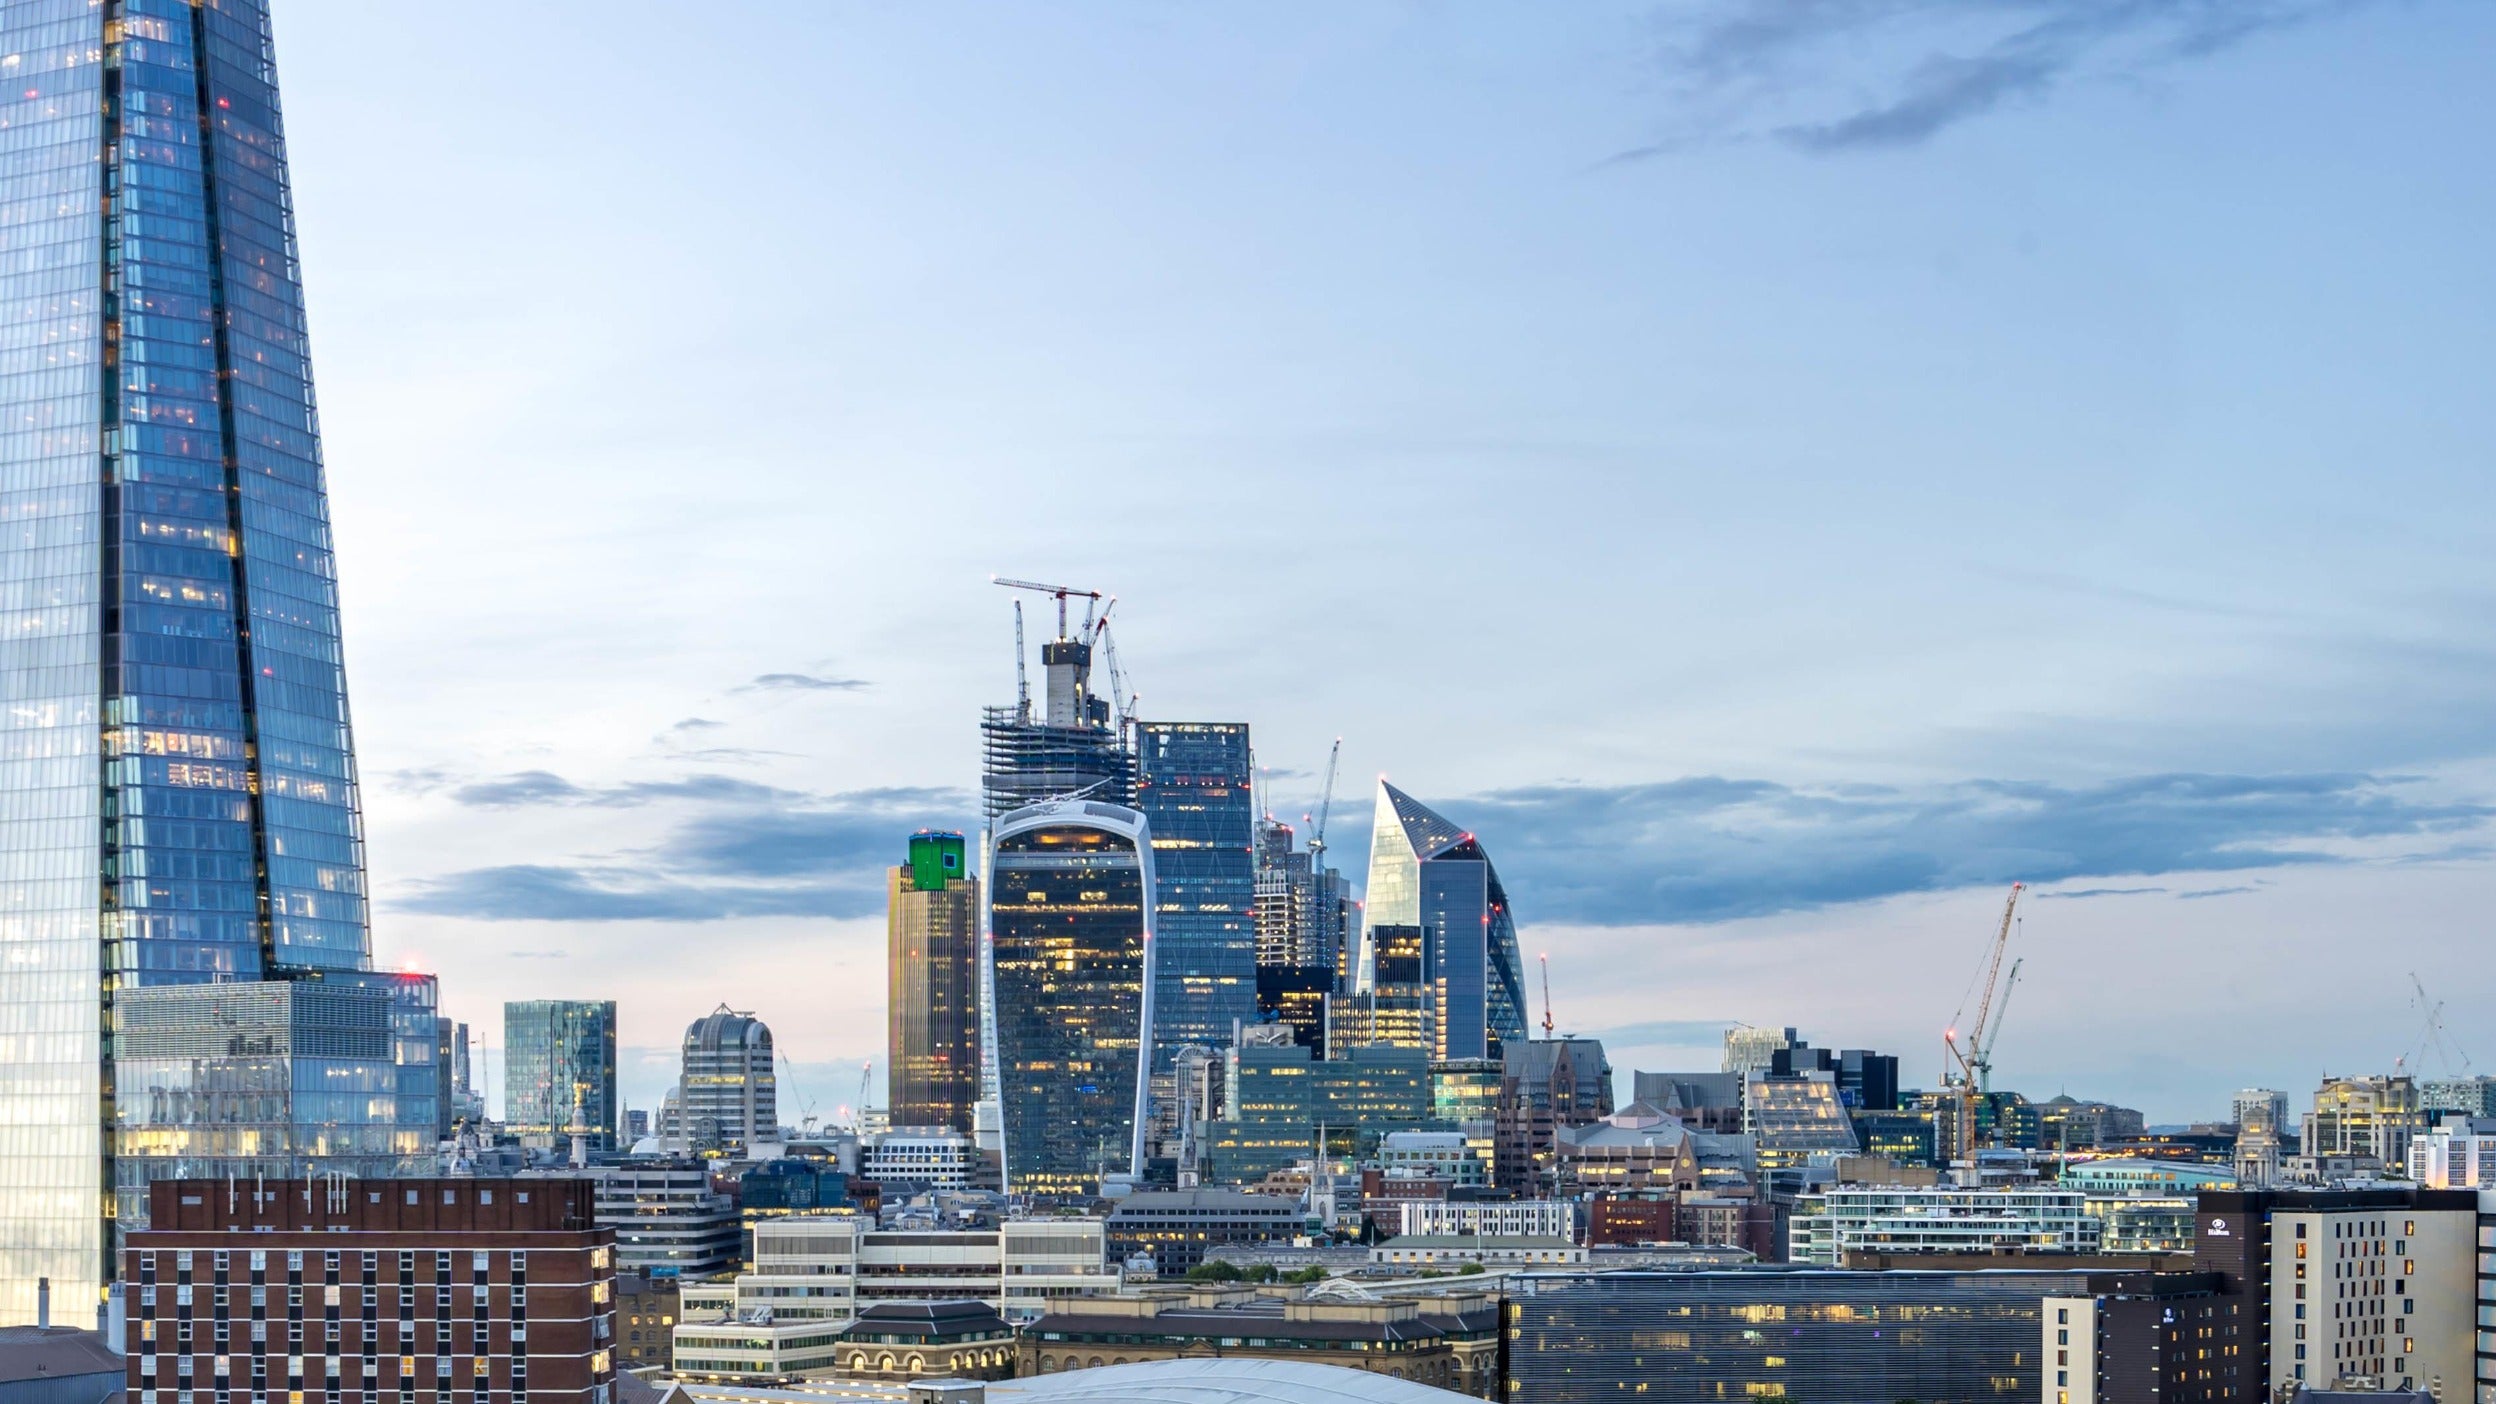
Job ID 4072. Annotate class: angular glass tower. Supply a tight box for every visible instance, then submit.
[1356,782,1529,1061]
[987,800,1156,1195]
[1132,722,1254,1070]
[0,0,419,1322]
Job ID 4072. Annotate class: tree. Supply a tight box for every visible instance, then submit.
[1186,1261,1244,1282]
[1457,1261,1487,1275]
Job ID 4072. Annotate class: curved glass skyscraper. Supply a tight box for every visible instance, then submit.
[1355,781,1529,1061]
[0,0,421,1321]
[987,800,1156,1195]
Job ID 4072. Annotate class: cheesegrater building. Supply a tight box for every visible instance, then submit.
[0,0,436,1322]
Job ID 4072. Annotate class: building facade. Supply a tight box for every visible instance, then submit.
[677,1005,777,1155]
[889,831,981,1133]
[1105,1189,1303,1276]
[2301,1076,2423,1170]
[1134,723,1257,1072]
[1201,1042,1432,1186]
[504,1002,619,1154]
[588,1165,739,1280]
[0,0,434,1316]
[862,1127,979,1190]
[1355,783,1528,1062]
[122,1178,618,1404]
[1789,1186,2103,1265]
[1493,1039,1615,1196]
[988,800,1157,1195]
[725,1216,1116,1324]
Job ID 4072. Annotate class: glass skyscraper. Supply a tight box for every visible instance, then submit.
[503,1000,619,1152]
[988,800,1155,1195]
[888,831,980,1133]
[1132,722,1254,1070]
[1355,781,1529,1061]
[0,0,431,1322]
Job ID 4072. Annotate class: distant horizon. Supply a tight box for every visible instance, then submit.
[258,0,2496,1127]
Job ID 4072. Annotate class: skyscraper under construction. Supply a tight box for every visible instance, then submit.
[981,584,1132,820]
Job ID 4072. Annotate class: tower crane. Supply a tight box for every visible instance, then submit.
[2408,971,2473,1077]
[779,1051,820,1136]
[852,1060,874,1133]
[1305,739,1343,876]
[1942,881,2023,1155]
[991,577,1103,640]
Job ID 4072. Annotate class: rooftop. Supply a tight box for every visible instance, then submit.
[0,1326,122,1385]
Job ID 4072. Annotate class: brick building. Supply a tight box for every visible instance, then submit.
[123,1178,619,1404]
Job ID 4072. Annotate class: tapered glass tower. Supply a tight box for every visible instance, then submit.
[1355,782,1529,1061]
[0,0,418,1322]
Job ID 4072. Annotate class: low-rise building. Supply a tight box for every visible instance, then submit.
[2408,1116,2496,1188]
[596,1164,742,1279]
[1104,1189,1302,1276]
[1017,1287,1500,1397]
[1394,1200,1573,1240]
[864,1128,980,1191]
[618,1272,682,1373]
[705,1216,1117,1328]
[828,1301,1017,1381]
[1369,1235,1585,1268]
[1790,1184,2100,1265]
[0,1325,121,1404]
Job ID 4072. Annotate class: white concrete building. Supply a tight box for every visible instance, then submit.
[1789,1185,2100,1265]
[862,1127,979,1190]
[2407,1116,2496,1188]
[710,1216,1119,1330]
[1395,1199,1574,1240]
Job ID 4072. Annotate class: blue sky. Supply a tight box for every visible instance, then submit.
[273,1,2496,1122]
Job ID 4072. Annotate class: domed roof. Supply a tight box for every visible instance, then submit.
[683,1003,772,1051]
[992,1358,1473,1404]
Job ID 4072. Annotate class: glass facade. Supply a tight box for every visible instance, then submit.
[989,802,1155,1196]
[0,0,420,1322]
[889,838,981,1134]
[503,1000,619,1151]
[1356,782,1528,1060]
[1508,1268,2087,1404]
[1133,722,1254,1071]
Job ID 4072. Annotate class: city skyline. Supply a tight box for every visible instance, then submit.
[188,1,2496,1124]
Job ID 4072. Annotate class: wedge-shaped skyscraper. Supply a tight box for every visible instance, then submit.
[0,0,430,1321]
[1355,781,1529,1061]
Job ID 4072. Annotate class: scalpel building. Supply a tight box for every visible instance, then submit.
[1354,782,1528,1062]
[0,0,434,1321]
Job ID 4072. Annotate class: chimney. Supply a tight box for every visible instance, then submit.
[35,1275,48,1328]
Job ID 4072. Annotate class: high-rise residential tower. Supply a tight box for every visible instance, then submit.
[504,1000,619,1153]
[1355,782,1529,1061]
[988,800,1156,1195]
[679,1005,778,1154]
[889,830,981,1133]
[1133,722,1255,1070]
[0,0,435,1321]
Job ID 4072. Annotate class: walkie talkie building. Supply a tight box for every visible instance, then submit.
[0,0,431,1322]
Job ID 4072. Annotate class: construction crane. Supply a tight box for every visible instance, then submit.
[1942,881,2024,1155]
[1540,953,1556,1038]
[1305,738,1342,876]
[1012,600,1029,720]
[852,1060,874,1133]
[991,576,1103,639]
[2408,972,2473,1077]
[779,1051,821,1136]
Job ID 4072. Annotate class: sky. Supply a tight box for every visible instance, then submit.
[266,0,2496,1125]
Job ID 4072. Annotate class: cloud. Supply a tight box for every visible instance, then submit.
[395,779,975,922]
[1461,771,2491,926]
[2176,885,2260,900]
[1624,0,2382,157]
[736,673,870,693]
[665,718,726,734]
[2034,886,2170,900]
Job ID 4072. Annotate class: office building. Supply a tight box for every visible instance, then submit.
[980,598,1131,822]
[1723,1025,1798,1080]
[1788,1185,2101,1264]
[1355,782,1528,1061]
[1494,1038,1615,1195]
[863,1127,980,1190]
[122,1178,618,1404]
[0,0,443,1314]
[2035,1097,2147,1151]
[591,1164,740,1279]
[1134,722,1258,1070]
[1631,1070,1748,1136]
[111,978,434,1222]
[616,1274,680,1374]
[678,1005,778,1155]
[1550,1102,1754,1197]
[714,1215,1116,1325]
[2235,1088,2291,1186]
[889,831,981,1133]
[1254,966,1332,1056]
[1329,923,1431,1053]
[2040,1271,2242,1404]
[1020,1288,1502,1396]
[989,800,1157,1195]
[504,1001,620,1153]
[1201,1041,1432,1185]
[2408,1116,2496,1187]
[1253,818,1352,975]
[1770,1041,1901,1111]
[1747,1070,1863,1173]
[2301,1075,2423,1169]
[1507,1266,2105,1404]
[2420,1076,2496,1119]
[1106,1188,1303,1275]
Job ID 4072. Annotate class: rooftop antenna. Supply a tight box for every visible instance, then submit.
[1539,952,1556,1038]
